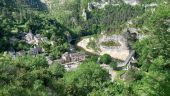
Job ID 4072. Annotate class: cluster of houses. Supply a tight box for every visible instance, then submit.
[8,29,138,72]
[61,52,86,63]
[8,32,43,57]
[46,52,87,65]
[25,32,41,45]
[48,52,87,71]
[25,32,53,46]
[8,31,87,71]
[10,31,53,55]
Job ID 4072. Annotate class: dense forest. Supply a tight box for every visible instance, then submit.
[0,0,170,96]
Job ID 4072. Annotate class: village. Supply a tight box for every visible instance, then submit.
[7,27,141,82]
[7,30,89,70]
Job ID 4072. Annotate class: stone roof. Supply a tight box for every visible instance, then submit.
[69,52,86,58]
[61,52,87,63]
[25,32,43,45]
[25,32,34,44]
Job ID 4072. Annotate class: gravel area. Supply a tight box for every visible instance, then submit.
[77,35,130,61]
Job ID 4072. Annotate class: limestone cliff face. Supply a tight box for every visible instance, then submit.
[123,0,140,6]
[40,0,52,9]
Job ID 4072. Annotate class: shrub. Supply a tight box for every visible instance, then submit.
[99,54,112,64]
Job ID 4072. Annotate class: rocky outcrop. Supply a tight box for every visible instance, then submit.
[123,0,140,6]
[82,9,87,20]
[40,0,52,9]
[25,32,42,45]
[87,0,114,11]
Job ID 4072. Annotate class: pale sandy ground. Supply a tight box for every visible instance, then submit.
[77,35,129,61]
[77,38,98,54]
[99,47,129,61]
[77,36,129,81]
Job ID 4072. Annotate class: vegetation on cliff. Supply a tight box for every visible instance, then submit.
[0,0,170,96]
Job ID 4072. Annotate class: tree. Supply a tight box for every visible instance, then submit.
[85,56,98,62]
[99,54,112,64]
[49,63,65,78]
[88,82,124,96]
[63,61,110,96]
[110,61,117,69]
[132,4,170,96]
[0,55,64,96]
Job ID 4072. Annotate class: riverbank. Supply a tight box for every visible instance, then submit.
[77,35,130,61]
[77,37,97,54]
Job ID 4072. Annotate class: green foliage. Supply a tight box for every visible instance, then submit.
[0,0,170,96]
[144,4,170,31]
[86,38,99,51]
[0,54,111,96]
[81,4,145,35]
[101,41,120,47]
[99,54,112,64]
[110,61,117,69]
[63,61,110,96]
[0,6,69,55]
[134,38,152,70]
[0,54,67,96]
[132,4,170,96]
[49,64,65,78]
[86,55,98,62]
[49,0,145,36]
[88,82,124,96]
[140,0,168,4]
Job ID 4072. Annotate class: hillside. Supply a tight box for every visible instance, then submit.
[0,0,170,96]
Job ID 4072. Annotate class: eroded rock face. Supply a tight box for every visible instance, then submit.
[40,0,52,9]
[123,0,140,6]
[84,0,120,20]
[87,0,113,11]
[87,0,140,11]
[82,9,87,20]
[40,0,51,4]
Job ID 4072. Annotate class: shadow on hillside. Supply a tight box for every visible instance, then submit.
[3,0,48,11]
[25,0,48,11]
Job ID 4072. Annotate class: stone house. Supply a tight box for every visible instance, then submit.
[25,32,34,44]
[61,52,86,63]
[34,34,42,45]
[25,32,42,45]
[69,52,86,62]
[46,56,53,65]
[62,52,71,63]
